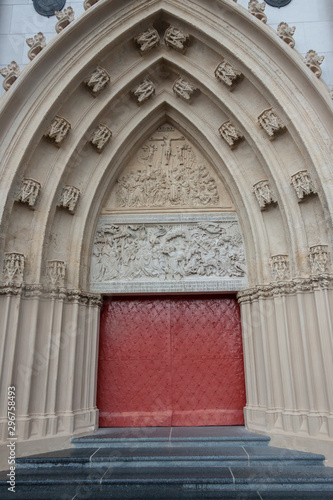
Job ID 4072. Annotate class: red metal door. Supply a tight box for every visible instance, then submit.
[97,295,246,427]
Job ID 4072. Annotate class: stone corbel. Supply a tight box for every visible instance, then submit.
[55,7,75,34]
[164,26,190,52]
[58,185,80,214]
[3,253,25,283]
[17,178,41,208]
[253,180,277,210]
[0,61,20,91]
[134,27,160,54]
[132,79,155,104]
[258,108,286,139]
[215,60,243,90]
[84,66,110,95]
[44,116,71,146]
[219,121,244,149]
[290,170,316,201]
[270,254,289,281]
[26,33,46,61]
[173,77,199,101]
[90,125,112,152]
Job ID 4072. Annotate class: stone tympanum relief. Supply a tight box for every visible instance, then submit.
[90,214,247,293]
[104,124,234,213]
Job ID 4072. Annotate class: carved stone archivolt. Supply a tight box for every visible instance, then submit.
[90,214,246,292]
[305,50,325,78]
[291,170,316,200]
[253,180,277,209]
[277,22,296,48]
[3,253,25,283]
[134,26,160,54]
[26,33,46,61]
[164,26,189,52]
[90,125,112,152]
[309,245,330,275]
[258,108,286,139]
[84,67,110,94]
[219,121,244,149]
[58,186,80,214]
[248,0,267,23]
[132,79,155,104]
[215,60,243,90]
[0,61,20,91]
[44,116,71,145]
[17,178,41,207]
[270,254,289,281]
[173,77,198,101]
[55,7,75,34]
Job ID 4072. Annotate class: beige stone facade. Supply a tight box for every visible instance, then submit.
[0,0,333,468]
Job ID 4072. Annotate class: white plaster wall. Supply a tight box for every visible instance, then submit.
[0,0,332,97]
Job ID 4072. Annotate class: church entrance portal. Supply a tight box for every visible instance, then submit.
[97,295,246,427]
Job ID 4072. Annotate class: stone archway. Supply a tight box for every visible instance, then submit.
[0,0,333,466]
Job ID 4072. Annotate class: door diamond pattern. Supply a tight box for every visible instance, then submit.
[97,296,246,427]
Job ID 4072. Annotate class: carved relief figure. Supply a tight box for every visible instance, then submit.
[3,253,25,282]
[84,67,110,94]
[253,180,277,209]
[47,260,66,287]
[115,134,219,208]
[58,185,80,213]
[219,121,244,149]
[132,79,155,104]
[291,170,316,200]
[44,116,71,145]
[215,60,243,90]
[134,27,160,54]
[90,125,112,152]
[270,255,289,281]
[309,245,330,274]
[258,108,286,139]
[91,221,246,283]
[17,178,41,207]
[173,77,198,100]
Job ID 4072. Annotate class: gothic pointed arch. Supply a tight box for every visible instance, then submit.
[0,0,333,465]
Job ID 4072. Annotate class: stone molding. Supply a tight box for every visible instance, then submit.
[237,275,333,303]
[0,282,102,306]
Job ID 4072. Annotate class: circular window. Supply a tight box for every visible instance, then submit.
[33,0,66,17]
[265,0,292,7]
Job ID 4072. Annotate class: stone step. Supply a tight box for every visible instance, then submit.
[1,465,333,499]
[16,444,325,468]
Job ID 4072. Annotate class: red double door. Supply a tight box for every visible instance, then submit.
[97,295,246,427]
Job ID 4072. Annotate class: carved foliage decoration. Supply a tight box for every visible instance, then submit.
[44,116,71,145]
[173,77,198,101]
[26,32,46,60]
[55,7,75,34]
[270,254,289,281]
[258,108,286,139]
[309,246,330,275]
[277,22,296,48]
[291,170,316,200]
[3,253,25,283]
[0,61,20,91]
[134,26,160,54]
[132,79,155,104]
[90,125,112,152]
[84,66,110,94]
[214,60,243,90]
[47,261,66,287]
[91,221,246,284]
[248,0,267,23]
[164,26,189,52]
[219,121,244,149]
[253,180,277,209]
[58,186,80,213]
[17,178,41,207]
[115,131,219,209]
[305,50,325,78]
